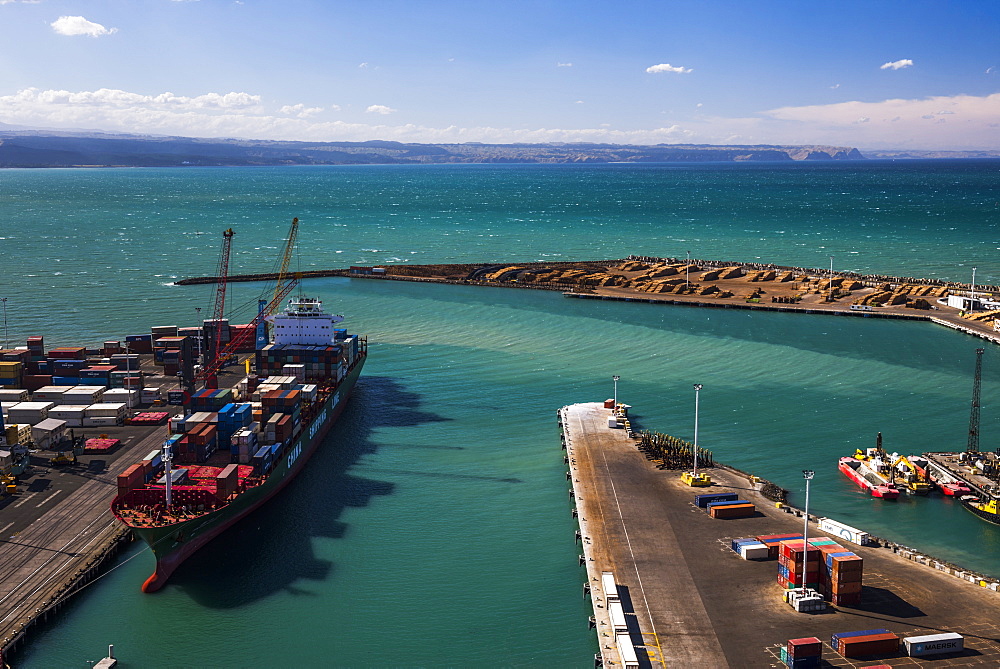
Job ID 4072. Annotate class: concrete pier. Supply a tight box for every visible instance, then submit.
[0,354,207,661]
[561,401,1000,668]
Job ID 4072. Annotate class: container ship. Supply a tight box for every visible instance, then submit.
[838,450,900,499]
[111,296,366,592]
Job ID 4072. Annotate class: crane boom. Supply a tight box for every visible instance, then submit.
[271,217,299,314]
[198,278,298,388]
[210,228,235,366]
[967,347,985,454]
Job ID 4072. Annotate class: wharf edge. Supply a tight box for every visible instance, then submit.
[559,401,1000,668]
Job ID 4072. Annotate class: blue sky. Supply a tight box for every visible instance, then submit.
[0,0,998,149]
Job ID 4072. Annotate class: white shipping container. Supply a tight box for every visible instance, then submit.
[48,406,88,419]
[0,389,29,402]
[83,416,120,427]
[85,402,128,418]
[102,389,138,408]
[740,543,770,560]
[819,517,870,546]
[299,384,318,402]
[61,386,105,404]
[609,601,628,632]
[608,416,620,428]
[904,632,963,657]
[32,387,67,401]
[615,634,638,669]
[601,572,619,602]
[61,418,84,427]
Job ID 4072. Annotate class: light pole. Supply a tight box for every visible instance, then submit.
[692,383,703,480]
[1,297,7,350]
[828,255,834,302]
[686,250,691,291]
[801,469,815,594]
[612,375,619,407]
[972,267,977,306]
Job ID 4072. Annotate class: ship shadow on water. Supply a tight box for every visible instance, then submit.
[168,375,449,608]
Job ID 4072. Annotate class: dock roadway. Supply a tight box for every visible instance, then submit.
[0,422,172,655]
[561,402,1000,668]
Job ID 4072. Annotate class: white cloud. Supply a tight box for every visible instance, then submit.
[330,104,341,112]
[358,62,368,69]
[762,92,1000,148]
[830,84,840,89]
[575,100,584,104]
[51,16,118,37]
[365,104,396,115]
[279,103,323,118]
[880,59,913,70]
[646,63,692,74]
[557,62,572,67]
[2,86,997,150]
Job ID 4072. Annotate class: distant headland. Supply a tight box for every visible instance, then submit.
[0,131,868,167]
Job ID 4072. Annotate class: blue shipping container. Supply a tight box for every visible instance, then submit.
[694,493,738,508]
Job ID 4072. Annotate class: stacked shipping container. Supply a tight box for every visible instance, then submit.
[780,637,822,668]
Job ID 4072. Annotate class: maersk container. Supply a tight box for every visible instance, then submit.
[903,632,963,657]
[818,517,870,546]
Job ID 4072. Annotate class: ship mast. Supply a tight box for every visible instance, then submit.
[163,443,173,508]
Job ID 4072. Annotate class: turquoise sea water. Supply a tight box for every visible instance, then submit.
[3,161,1000,667]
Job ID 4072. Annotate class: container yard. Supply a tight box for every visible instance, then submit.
[0,300,364,659]
[560,401,1000,668]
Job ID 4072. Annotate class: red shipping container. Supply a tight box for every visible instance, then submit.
[21,374,53,391]
[838,633,898,658]
[831,591,862,606]
[787,637,822,658]
[831,580,862,594]
[710,503,755,519]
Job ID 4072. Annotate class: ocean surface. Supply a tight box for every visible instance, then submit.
[3,160,1000,667]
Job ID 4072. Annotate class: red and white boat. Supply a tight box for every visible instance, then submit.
[839,455,900,499]
[936,479,972,496]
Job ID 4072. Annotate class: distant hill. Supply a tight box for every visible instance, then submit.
[0,131,866,167]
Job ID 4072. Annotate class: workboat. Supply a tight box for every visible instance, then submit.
[960,495,1000,525]
[838,455,900,499]
[937,480,972,496]
[112,296,366,592]
[889,454,933,495]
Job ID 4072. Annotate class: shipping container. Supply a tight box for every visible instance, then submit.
[609,601,628,632]
[710,503,755,519]
[601,571,619,601]
[740,543,770,560]
[837,633,898,658]
[615,634,639,669]
[903,632,963,657]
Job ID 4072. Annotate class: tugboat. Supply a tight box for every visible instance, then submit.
[961,494,1000,526]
